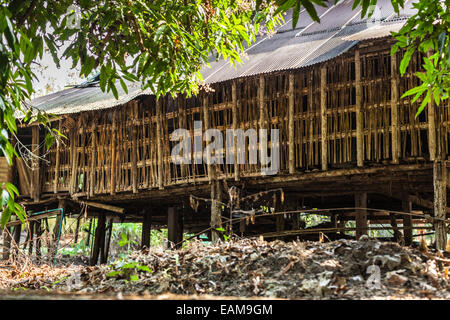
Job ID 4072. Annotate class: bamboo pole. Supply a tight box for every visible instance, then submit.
[131,102,138,194]
[53,120,61,194]
[391,52,400,164]
[320,66,328,171]
[232,81,240,181]
[156,98,164,189]
[355,50,363,167]
[110,111,117,195]
[288,73,295,174]
[31,126,40,201]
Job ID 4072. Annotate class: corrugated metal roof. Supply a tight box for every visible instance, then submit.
[29,0,415,115]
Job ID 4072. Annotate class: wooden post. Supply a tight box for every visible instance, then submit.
[141,211,152,249]
[53,120,61,194]
[320,66,328,171]
[2,227,11,260]
[28,221,35,255]
[433,160,447,250]
[86,218,93,247]
[355,192,368,239]
[402,194,413,246]
[355,50,364,167]
[35,221,42,258]
[232,81,240,181]
[102,218,113,264]
[391,52,400,164]
[91,213,106,265]
[167,207,183,249]
[131,102,138,194]
[52,200,65,256]
[210,180,222,243]
[110,111,117,195]
[178,95,187,179]
[288,73,295,174]
[74,215,81,244]
[12,218,21,257]
[389,213,404,244]
[31,126,40,201]
[156,98,164,189]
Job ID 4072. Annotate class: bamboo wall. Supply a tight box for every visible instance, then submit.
[22,41,448,201]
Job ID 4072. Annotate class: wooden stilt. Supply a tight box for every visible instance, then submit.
[433,160,447,250]
[2,227,11,260]
[168,207,183,249]
[12,220,21,256]
[102,218,113,264]
[402,194,413,246]
[28,221,35,255]
[210,180,222,243]
[91,213,106,265]
[355,192,368,239]
[86,218,93,247]
[74,215,81,244]
[389,213,404,244]
[35,221,42,258]
[141,211,152,249]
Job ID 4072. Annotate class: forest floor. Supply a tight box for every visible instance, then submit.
[0,237,449,300]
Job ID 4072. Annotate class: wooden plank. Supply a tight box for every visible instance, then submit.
[320,66,328,171]
[69,130,78,195]
[288,73,295,174]
[427,51,436,161]
[355,50,363,167]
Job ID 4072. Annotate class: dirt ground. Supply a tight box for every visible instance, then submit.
[0,237,449,300]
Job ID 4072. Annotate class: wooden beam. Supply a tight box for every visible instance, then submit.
[288,73,295,174]
[320,66,328,171]
[355,50,363,167]
[391,51,400,164]
[258,75,266,131]
[78,200,125,214]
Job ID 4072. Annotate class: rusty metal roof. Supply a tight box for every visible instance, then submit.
[29,0,415,115]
